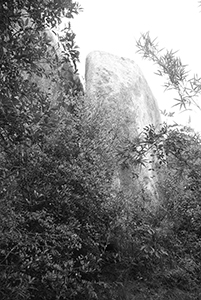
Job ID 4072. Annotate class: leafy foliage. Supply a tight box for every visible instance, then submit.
[0,1,115,299]
[93,125,201,299]
[2,1,201,299]
[0,95,115,299]
[128,25,201,298]
[136,32,201,111]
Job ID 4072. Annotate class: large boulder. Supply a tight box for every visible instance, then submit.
[85,51,161,209]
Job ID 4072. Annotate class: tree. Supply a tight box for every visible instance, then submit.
[0,2,118,299]
[0,0,82,149]
[133,18,201,297]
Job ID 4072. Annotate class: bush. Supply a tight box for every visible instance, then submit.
[0,1,116,299]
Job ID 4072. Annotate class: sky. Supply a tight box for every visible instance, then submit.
[66,0,201,132]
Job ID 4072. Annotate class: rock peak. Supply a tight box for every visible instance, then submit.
[85,50,161,209]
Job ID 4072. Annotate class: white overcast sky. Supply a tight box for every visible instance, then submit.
[67,0,201,132]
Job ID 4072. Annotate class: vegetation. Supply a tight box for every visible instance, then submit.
[1,1,201,299]
[0,1,113,299]
[136,31,201,112]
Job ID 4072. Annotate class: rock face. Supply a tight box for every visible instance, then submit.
[85,51,161,209]
[24,28,83,104]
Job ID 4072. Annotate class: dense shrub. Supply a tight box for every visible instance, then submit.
[0,1,116,299]
[0,94,116,299]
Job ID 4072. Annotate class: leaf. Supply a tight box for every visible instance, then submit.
[25,18,29,26]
